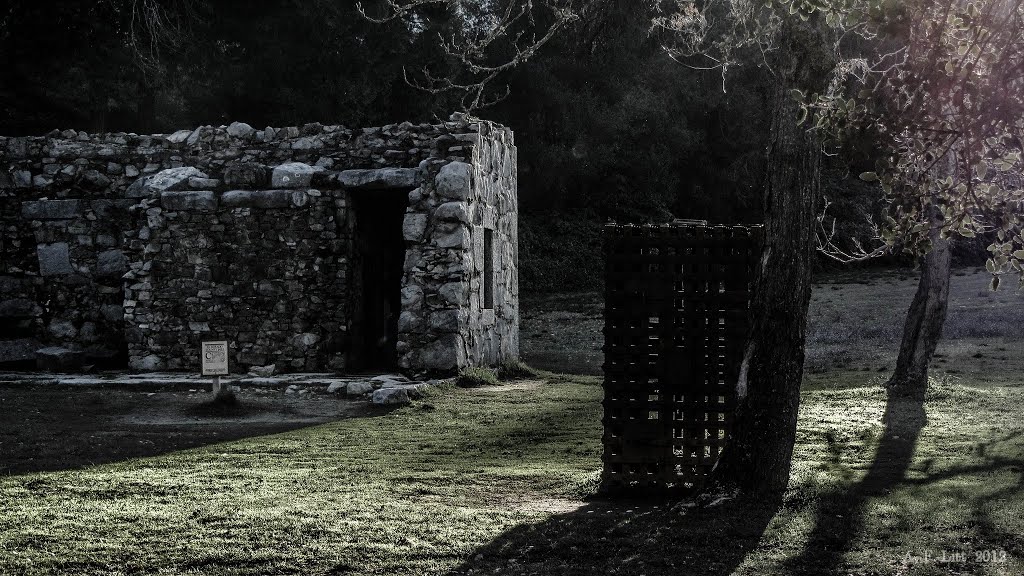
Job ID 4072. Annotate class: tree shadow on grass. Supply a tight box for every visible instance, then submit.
[440,493,782,576]
[0,385,397,476]
[438,386,941,575]
[899,429,1024,565]
[785,388,1024,575]
[781,386,928,574]
[426,381,1021,576]
[432,385,927,575]
[967,454,1024,563]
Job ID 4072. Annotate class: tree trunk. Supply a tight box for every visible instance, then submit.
[886,230,951,396]
[712,17,832,495]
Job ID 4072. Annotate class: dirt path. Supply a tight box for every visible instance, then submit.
[0,386,375,476]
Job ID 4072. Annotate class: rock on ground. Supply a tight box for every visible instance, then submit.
[372,387,411,405]
[248,364,276,377]
[346,381,374,396]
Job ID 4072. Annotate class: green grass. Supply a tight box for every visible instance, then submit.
[0,373,1021,575]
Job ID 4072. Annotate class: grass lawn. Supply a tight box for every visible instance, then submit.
[1,373,1021,575]
[1,268,1022,575]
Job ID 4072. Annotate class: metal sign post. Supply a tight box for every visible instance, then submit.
[201,341,229,395]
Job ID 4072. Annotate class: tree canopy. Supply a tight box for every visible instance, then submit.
[811,0,1024,288]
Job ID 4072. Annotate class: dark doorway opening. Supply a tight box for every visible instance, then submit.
[351,189,409,371]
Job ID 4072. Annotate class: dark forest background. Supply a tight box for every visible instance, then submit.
[1,1,931,291]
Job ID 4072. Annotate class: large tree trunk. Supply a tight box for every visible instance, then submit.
[712,18,832,495]
[886,230,951,396]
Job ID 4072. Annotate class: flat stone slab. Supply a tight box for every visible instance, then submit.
[271,162,322,188]
[35,347,84,372]
[338,168,419,189]
[127,167,208,198]
[222,190,298,209]
[0,372,447,400]
[21,199,86,220]
[344,381,375,396]
[160,190,217,211]
[37,242,73,276]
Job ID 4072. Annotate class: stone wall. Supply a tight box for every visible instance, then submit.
[395,123,519,370]
[468,123,519,367]
[0,115,519,374]
[123,182,350,372]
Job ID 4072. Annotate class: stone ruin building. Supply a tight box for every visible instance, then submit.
[0,114,519,375]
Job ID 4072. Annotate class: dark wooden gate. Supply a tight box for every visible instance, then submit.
[601,222,761,490]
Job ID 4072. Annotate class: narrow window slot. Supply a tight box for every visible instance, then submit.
[483,228,494,310]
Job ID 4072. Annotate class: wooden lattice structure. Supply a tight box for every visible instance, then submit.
[601,223,761,490]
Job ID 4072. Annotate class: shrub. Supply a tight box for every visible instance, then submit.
[455,367,498,388]
[519,214,604,293]
[496,359,540,381]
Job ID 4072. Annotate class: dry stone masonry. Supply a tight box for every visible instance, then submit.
[1,114,519,375]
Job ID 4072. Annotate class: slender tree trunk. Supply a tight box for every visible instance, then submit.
[888,143,956,397]
[886,229,951,396]
[713,17,832,495]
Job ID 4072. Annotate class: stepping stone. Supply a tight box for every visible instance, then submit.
[372,387,411,405]
[346,381,374,396]
[35,347,83,372]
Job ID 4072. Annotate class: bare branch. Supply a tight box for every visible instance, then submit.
[815,196,891,263]
[360,0,580,111]
[124,0,197,76]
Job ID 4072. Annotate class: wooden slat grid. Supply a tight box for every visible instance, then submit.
[601,223,761,491]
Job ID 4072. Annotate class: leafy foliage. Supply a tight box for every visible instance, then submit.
[654,0,1024,288]
[519,214,604,292]
[801,0,1024,287]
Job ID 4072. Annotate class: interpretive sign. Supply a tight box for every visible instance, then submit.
[201,341,229,376]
